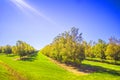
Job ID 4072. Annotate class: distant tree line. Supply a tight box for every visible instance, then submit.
[41,27,120,65]
[0,40,35,59]
[0,27,120,64]
[0,45,12,55]
[84,37,120,63]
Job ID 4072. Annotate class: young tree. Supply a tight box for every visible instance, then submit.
[12,46,18,54]
[105,37,120,63]
[4,45,12,55]
[92,39,107,61]
[0,46,2,53]
[13,40,35,59]
[84,41,94,58]
[0,45,12,54]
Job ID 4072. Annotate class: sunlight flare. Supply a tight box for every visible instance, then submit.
[10,0,56,24]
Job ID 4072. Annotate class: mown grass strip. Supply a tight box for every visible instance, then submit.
[0,60,27,80]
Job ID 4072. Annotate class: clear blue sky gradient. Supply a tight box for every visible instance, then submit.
[0,0,120,49]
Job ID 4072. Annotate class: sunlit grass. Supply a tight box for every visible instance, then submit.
[0,63,12,80]
[0,53,120,80]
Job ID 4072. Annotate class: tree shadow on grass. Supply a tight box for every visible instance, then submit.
[72,63,120,76]
[86,59,120,65]
[20,52,38,62]
[7,54,16,57]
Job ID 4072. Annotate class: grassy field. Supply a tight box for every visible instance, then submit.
[86,57,120,65]
[0,53,120,80]
[0,63,13,80]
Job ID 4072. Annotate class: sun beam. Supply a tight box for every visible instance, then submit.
[10,0,56,25]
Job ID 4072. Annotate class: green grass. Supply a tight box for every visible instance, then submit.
[86,57,120,65]
[81,60,120,80]
[0,61,13,80]
[0,53,120,80]
[0,53,78,80]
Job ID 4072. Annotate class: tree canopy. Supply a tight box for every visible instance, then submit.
[41,27,85,65]
[0,40,35,59]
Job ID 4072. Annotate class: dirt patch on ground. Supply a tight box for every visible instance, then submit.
[48,58,89,75]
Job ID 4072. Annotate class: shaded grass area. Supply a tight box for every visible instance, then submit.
[86,58,120,65]
[64,61,120,76]
[0,53,120,80]
[81,61,120,76]
[19,52,38,61]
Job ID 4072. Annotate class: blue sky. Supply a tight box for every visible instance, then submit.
[0,0,120,49]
